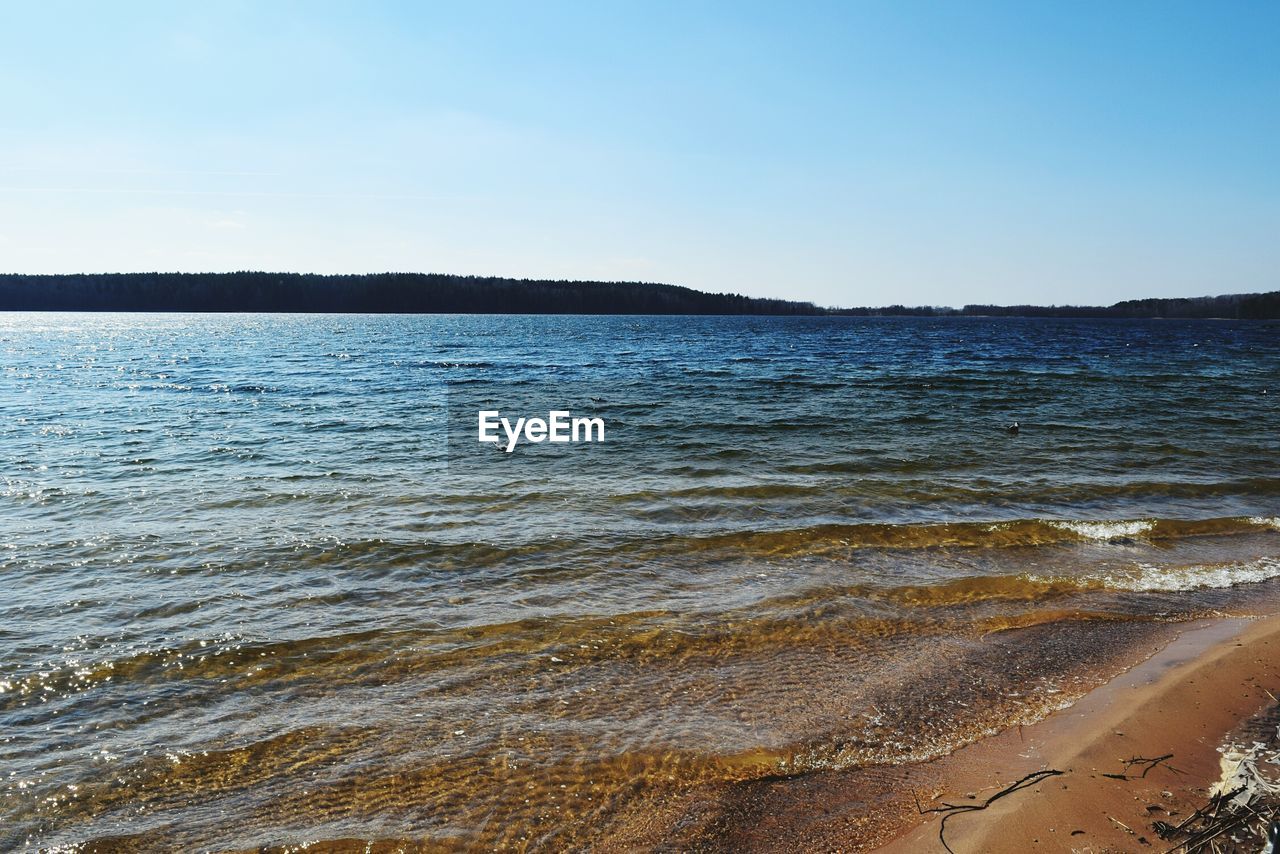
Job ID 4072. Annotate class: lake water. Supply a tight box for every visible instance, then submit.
[3,313,1279,849]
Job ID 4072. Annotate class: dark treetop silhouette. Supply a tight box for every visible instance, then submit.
[0,272,1276,318]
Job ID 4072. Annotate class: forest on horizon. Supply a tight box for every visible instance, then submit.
[0,272,1277,319]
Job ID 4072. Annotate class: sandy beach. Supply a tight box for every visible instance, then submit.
[866,614,1280,852]
[632,614,1280,853]
[574,613,1280,853]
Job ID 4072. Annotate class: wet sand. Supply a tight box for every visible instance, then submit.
[618,614,1280,852]
[875,614,1280,853]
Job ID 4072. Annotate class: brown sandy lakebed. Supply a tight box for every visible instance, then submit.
[660,614,1280,853]
[879,614,1280,853]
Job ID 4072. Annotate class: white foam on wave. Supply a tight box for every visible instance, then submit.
[1248,516,1280,530]
[1097,557,1280,592]
[1048,519,1155,540]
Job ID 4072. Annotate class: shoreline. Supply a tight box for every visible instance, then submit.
[874,613,1280,853]
[642,613,1280,852]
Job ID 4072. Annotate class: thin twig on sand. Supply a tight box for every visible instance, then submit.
[1104,753,1179,780]
[914,769,1064,854]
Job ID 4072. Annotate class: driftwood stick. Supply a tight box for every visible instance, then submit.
[1107,753,1176,780]
[1180,809,1252,853]
[1159,788,1252,854]
[1129,753,1176,778]
[916,769,1063,853]
[1107,815,1134,833]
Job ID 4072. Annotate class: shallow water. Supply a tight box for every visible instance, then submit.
[2,313,1279,849]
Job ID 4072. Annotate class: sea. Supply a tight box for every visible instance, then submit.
[2,312,1278,850]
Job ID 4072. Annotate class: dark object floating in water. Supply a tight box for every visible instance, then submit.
[1006,421,1020,435]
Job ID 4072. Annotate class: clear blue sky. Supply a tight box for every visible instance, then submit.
[1,1,1276,306]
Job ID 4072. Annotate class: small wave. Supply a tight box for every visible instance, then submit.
[1093,557,1280,592]
[1046,519,1155,540]
[884,556,1280,606]
[422,360,494,369]
[690,515,1270,557]
[884,574,1106,606]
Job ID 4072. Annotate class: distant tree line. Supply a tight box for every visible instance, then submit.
[0,272,1276,318]
[829,292,1280,319]
[964,291,1280,319]
[0,272,820,315]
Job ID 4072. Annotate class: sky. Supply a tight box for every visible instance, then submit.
[0,1,1276,307]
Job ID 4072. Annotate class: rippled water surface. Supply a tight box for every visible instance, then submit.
[2,313,1279,850]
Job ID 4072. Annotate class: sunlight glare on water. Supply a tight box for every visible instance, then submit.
[2,312,1279,849]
